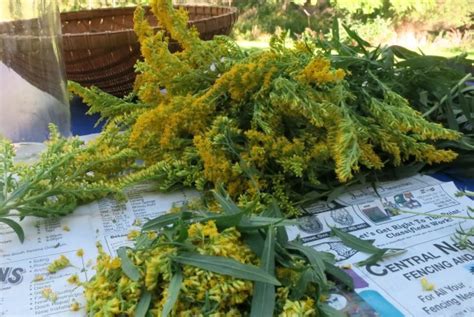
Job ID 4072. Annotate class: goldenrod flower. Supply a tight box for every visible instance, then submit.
[70,301,80,312]
[47,255,70,273]
[67,274,80,285]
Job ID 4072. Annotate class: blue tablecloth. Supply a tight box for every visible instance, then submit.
[70,96,104,135]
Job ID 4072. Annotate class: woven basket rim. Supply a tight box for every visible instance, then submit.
[61,5,238,39]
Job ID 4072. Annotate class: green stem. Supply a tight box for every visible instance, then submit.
[390,207,474,220]
[422,73,472,118]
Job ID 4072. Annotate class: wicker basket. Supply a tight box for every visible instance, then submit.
[60,5,238,96]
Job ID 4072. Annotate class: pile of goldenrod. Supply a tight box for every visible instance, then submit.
[60,0,471,315]
[83,193,346,316]
[71,0,460,217]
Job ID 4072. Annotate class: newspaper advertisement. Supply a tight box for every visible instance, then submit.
[287,181,474,317]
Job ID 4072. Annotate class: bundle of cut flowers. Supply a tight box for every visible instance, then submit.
[69,0,466,217]
[83,190,353,316]
[1,0,472,315]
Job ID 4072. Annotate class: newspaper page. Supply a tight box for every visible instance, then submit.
[0,185,197,317]
[287,181,474,317]
[1,175,472,316]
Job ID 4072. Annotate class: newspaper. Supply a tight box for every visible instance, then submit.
[0,184,196,317]
[288,181,474,317]
[0,175,472,316]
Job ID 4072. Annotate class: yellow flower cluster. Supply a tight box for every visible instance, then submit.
[47,255,70,274]
[41,288,58,303]
[67,274,80,285]
[84,245,140,316]
[297,57,345,85]
[83,221,261,316]
[72,0,462,216]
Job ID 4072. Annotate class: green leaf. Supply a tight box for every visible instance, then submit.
[268,201,289,244]
[0,218,25,243]
[331,17,339,46]
[342,24,370,55]
[172,253,281,285]
[445,96,459,130]
[358,248,407,266]
[356,250,386,266]
[196,211,245,230]
[250,226,276,317]
[135,291,152,317]
[290,268,313,300]
[142,211,191,231]
[323,261,354,289]
[117,247,140,282]
[238,216,297,230]
[161,268,183,317]
[331,226,405,266]
[389,45,420,59]
[244,231,265,258]
[330,226,381,254]
[285,241,327,286]
[212,185,241,215]
[134,234,155,250]
[459,94,474,127]
[319,303,347,317]
[327,185,347,203]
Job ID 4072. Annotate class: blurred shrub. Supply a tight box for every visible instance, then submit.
[333,0,473,30]
[60,0,147,11]
[233,1,333,40]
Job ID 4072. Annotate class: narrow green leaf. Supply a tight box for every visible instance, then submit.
[117,247,140,282]
[212,185,241,214]
[142,212,185,231]
[161,268,183,317]
[445,96,459,130]
[327,185,347,203]
[0,218,25,243]
[323,261,354,289]
[244,231,265,258]
[459,94,474,126]
[250,226,276,317]
[268,201,289,244]
[172,253,281,285]
[196,211,244,229]
[389,45,420,59]
[357,248,406,266]
[332,17,339,46]
[286,241,327,286]
[356,250,387,266]
[290,268,313,300]
[135,291,152,317]
[342,24,370,55]
[319,303,347,317]
[238,216,297,230]
[330,226,381,254]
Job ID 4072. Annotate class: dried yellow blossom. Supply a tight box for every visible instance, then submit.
[70,301,81,312]
[76,249,84,257]
[127,230,140,240]
[41,288,58,303]
[421,277,436,291]
[67,274,80,285]
[33,274,44,282]
[47,255,70,273]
